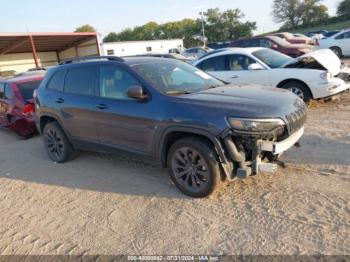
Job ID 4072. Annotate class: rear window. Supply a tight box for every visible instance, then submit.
[17,80,42,100]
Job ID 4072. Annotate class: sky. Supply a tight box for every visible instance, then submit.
[0,0,339,36]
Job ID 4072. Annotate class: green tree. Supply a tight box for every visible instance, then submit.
[272,0,329,29]
[203,8,257,42]
[301,0,329,26]
[272,0,304,29]
[337,0,350,18]
[103,32,119,42]
[74,24,96,32]
[102,8,256,47]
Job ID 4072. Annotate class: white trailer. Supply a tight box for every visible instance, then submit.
[101,39,184,57]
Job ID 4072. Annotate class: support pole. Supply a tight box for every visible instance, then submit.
[29,35,39,68]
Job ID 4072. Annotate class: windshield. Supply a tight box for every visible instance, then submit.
[132,60,224,95]
[253,49,295,69]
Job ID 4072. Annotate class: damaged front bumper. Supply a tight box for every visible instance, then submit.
[259,127,304,155]
[221,127,304,181]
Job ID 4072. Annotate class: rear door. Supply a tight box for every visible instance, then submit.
[93,64,156,155]
[53,65,99,142]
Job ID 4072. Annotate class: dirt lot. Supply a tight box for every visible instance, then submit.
[0,70,350,256]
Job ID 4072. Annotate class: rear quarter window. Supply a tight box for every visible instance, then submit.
[17,80,42,100]
[47,70,65,91]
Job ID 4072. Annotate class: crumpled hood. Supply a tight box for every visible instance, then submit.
[297,49,341,75]
[181,84,302,119]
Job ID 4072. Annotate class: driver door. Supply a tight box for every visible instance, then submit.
[93,64,157,154]
[226,54,270,86]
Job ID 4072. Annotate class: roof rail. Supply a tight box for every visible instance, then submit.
[59,56,124,65]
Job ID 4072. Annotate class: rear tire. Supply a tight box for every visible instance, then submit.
[43,122,74,163]
[281,81,312,103]
[167,137,222,198]
[330,46,342,58]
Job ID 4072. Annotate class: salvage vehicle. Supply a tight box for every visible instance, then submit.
[231,36,314,57]
[317,29,350,57]
[35,56,306,197]
[182,47,213,60]
[194,48,350,102]
[272,32,315,45]
[0,75,43,138]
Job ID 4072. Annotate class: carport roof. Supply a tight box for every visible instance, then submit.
[0,32,98,54]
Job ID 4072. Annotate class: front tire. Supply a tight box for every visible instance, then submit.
[281,81,312,103]
[167,138,222,198]
[43,122,74,163]
[330,46,342,58]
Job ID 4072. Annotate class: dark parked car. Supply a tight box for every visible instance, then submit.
[231,36,314,57]
[207,42,231,50]
[35,56,306,197]
[306,30,328,37]
[0,75,43,138]
[323,31,340,38]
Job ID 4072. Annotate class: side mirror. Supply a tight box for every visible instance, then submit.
[248,63,264,70]
[271,44,278,49]
[127,85,148,100]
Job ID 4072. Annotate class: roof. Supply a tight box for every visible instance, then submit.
[102,39,183,45]
[194,48,264,63]
[123,56,177,66]
[0,32,98,54]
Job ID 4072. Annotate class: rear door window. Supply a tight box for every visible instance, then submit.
[64,66,97,96]
[198,55,228,71]
[17,80,42,100]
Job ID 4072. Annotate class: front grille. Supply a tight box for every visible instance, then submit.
[336,72,350,82]
[285,102,307,135]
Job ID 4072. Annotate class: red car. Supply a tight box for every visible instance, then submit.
[272,32,315,45]
[0,75,43,138]
[231,36,314,57]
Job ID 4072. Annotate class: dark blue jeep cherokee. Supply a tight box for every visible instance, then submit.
[34,56,307,197]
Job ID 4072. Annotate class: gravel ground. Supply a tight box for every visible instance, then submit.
[0,69,349,256]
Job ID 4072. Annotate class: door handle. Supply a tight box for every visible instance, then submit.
[96,104,109,110]
[231,75,239,79]
[55,98,64,103]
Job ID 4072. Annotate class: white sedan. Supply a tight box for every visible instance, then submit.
[317,29,350,57]
[193,47,350,102]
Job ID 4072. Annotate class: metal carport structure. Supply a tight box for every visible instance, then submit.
[0,32,100,74]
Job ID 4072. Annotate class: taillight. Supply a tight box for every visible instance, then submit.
[22,104,35,116]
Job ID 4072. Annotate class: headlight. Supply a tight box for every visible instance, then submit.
[320,72,332,81]
[228,118,285,133]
